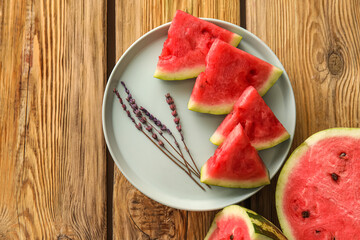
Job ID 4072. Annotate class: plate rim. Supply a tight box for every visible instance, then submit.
[102,18,296,211]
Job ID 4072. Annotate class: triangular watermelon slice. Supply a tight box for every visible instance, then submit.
[210,86,290,150]
[205,205,287,240]
[188,39,283,114]
[201,123,270,188]
[154,10,242,80]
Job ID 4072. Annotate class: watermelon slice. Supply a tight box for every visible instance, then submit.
[276,128,360,239]
[201,124,270,188]
[210,86,290,150]
[188,39,283,115]
[205,205,287,240]
[154,10,242,80]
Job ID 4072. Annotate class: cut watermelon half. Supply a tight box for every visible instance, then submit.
[188,39,283,115]
[210,86,290,150]
[154,10,242,80]
[201,124,270,188]
[276,128,360,239]
[205,205,287,240]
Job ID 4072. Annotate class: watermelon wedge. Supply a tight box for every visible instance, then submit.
[154,10,242,80]
[210,86,290,150]
[205,205,287,240]
[201,124,270,188]
[276,128,360,239]
[188,39,283,115]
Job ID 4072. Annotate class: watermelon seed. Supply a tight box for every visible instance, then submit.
[230,234,234,240]
[250,69,257,75]
[301,211,310,218]
[331,173,339,182]
[340,152,346,158]
[315,230,321,234]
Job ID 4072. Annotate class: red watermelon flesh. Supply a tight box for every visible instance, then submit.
[276,128,360,239]
[207,215,251,240]
[154,10,242,80]
[201,123,270,188]
[210,86,290,150]
[205,205,287,240]
[188,39,283,115]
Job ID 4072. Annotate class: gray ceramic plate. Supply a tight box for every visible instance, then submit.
[102,19,296,211]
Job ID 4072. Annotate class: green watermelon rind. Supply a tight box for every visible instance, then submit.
[154,65,206,80]
[200,163,270,188]
[187,66,283,115]
[257,66,283,96]
[154,34,242,81]
[210,130,290,150]
[251,131,290,150]
[205,205,287,240]
[275,128,360,240]
[188,99,234,115]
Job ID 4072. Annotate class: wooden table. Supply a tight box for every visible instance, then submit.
[1,0,359,239]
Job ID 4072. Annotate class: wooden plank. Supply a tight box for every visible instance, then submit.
[246,0,360,227]
[112,1,240,239]
[0,0,107,238]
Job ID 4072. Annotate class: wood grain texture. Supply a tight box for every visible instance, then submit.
[247,0,360,227]
[112,1,240,239]
[0,0,107,239]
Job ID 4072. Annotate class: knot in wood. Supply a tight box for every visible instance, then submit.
[327,52,343,75]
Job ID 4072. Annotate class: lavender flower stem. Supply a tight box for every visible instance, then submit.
[165,93,201,175]
[113,88,204,190]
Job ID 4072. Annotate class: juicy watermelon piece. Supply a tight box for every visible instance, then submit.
[205,205,287,240]
[210,86,290,150]
[201,124,270,188]
[276,128,360,239]
[154,10,242,80]
[188,39,283,114]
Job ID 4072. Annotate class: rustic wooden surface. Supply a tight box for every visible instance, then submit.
[0,0,107,239]
[1,0,360,239]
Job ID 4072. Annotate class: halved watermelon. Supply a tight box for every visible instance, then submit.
[201,124,270,188]
[154,10,242,80]
[188,39,283,114]
[205,205,287,240]
[210,86,290,150]
[276,128,360,239]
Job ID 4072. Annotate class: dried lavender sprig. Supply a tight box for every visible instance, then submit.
[120,81,198,178]
[121,82,189,159]
[119,83,201,178]
[113,88,204,190]
[137,106,203,177]
[165,93,201,176]
[119,89,200,178]
[140,106,183,154]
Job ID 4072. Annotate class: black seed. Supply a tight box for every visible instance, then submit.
[230,234,234,240]
[332,237,336,240]
[331,173,339,182]
[302,211,310,218]
[315,230,321,234]
[340,152,346,157]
